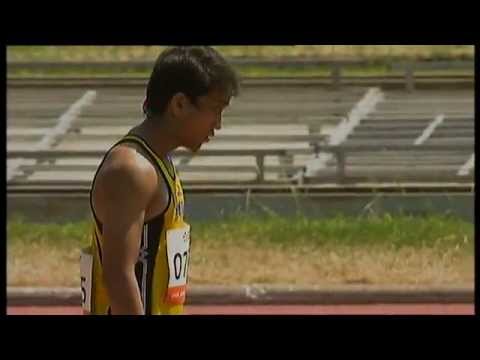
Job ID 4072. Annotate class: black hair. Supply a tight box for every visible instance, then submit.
[143,46,240,117]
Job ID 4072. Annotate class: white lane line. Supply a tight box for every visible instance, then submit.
[7,90,97,182]
[414,114,445,145]
[304,87,384,177]
[457,154,475,176]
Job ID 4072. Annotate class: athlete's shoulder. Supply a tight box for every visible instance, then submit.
[95,143,159,202]
[109,142,156,172]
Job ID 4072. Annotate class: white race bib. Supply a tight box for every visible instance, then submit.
[165,225,191,305]
[80,249,93,313]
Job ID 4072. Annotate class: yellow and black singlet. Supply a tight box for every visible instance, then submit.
[80,134,191,315]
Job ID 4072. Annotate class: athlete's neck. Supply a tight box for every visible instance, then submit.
[129,117,180,158]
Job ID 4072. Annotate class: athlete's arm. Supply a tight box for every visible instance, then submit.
[93,149,158,315]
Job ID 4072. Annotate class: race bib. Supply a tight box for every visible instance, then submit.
[165,225,191,305]
[80,249,93,313]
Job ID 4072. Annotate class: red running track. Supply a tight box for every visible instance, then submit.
[7,304,474,315]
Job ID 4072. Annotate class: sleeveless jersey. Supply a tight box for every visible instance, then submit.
[80,134,190,315]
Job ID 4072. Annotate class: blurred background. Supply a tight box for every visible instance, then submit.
[6,46,474,314]
[6,45,474,77]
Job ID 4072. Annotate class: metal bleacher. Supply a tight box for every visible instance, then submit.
[6,83,475,190]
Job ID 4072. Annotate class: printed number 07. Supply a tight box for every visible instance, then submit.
[173,251,189,280]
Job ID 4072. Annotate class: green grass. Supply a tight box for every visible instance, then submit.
[7,45,474,62]
[6,65,472,79]
[7,214,473,286]
[192,213,473,251]
[7,217,91,250]
[6,46,474,78]
[7,213,473,252]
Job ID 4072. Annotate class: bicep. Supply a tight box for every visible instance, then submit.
[96,162,156,274]
[101,205,145,275]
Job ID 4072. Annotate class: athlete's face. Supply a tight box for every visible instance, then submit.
[175,88,231,152]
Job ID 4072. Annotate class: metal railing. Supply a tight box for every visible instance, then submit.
[7,60,474,91]
[7,144,474,185]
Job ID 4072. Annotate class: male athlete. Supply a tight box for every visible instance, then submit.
[80,47,239,315]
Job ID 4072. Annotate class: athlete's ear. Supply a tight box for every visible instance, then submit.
[170,93,190,118]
